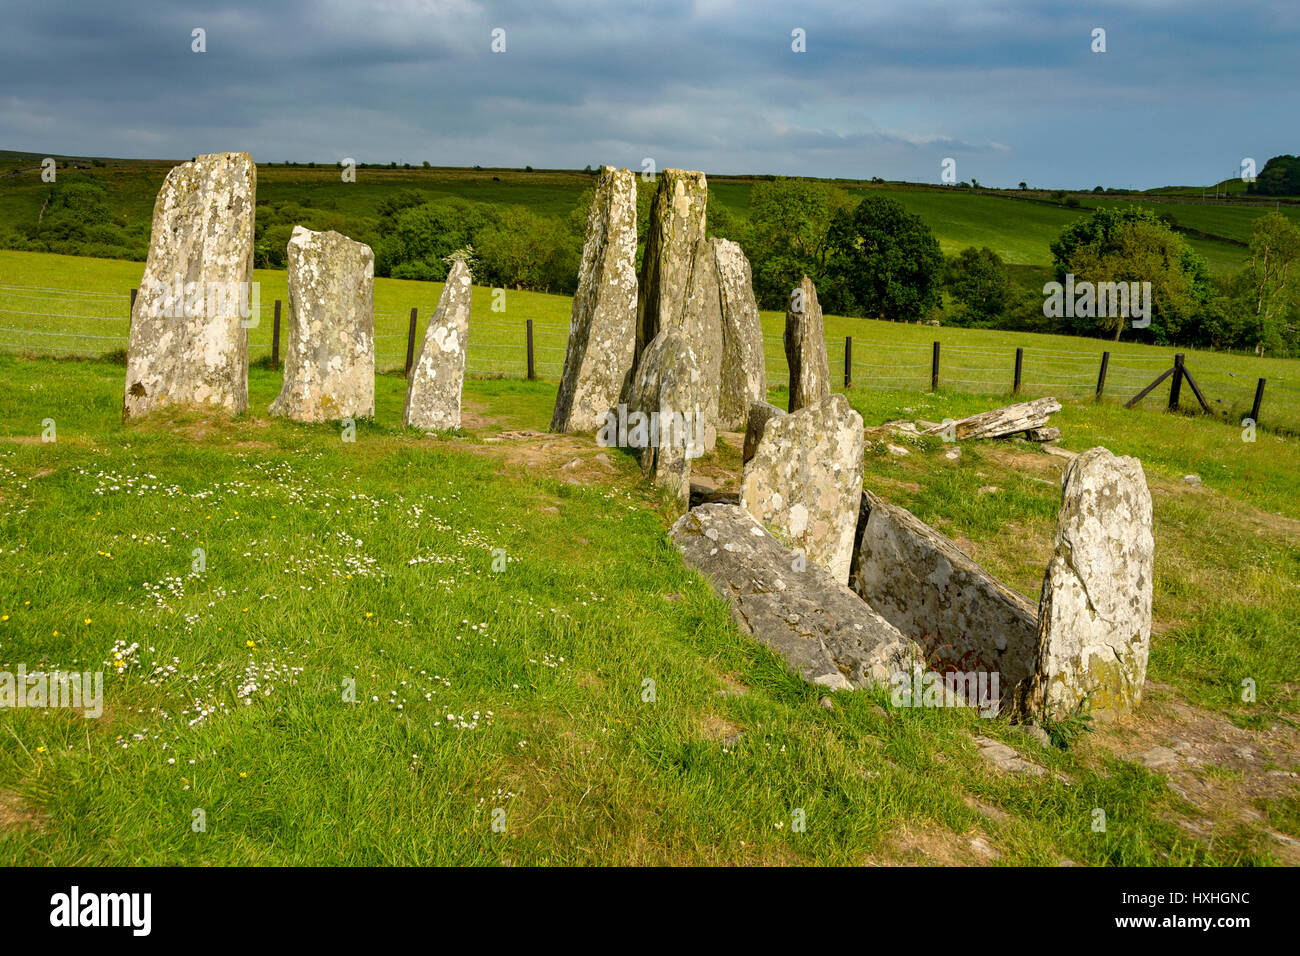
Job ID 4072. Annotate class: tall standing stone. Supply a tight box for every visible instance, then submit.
[1029,447,1155,721]
[625,328,704,511]
[403,259,472,431]
[679,238,722,451]
[635,169,708,359]
[714,239,767,432]
[740,393,864,584]
[269,227,375,422]
[783,275,829,413]
[124,152,256,421]
[550,166,638,434]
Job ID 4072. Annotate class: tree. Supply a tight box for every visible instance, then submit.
[823,194,943,321]
[1233,211,1300,353]
[945,247,1009,326]
[744,178,850,308]
[1248,155,1300,197]
[1018,181,1028,190]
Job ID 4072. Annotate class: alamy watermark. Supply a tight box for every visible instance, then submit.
[1042,273,1151,329]
[596,403,706,458]
[890,668,1000,717]
[139,274,260,328]
[1,665,104,718]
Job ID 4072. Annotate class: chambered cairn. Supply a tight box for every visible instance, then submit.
[403,259,473,431]
[124,151,256,420]
[269,226,376,422]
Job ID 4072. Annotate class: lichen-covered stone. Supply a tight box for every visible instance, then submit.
[269,226,374,422]
[714,239,767,432]
[124,152,256,420]
[1029,447,1155,721]
[850,489,1039,708]
[678,237,723,450]
[626,328,705,511]
[403,259,472,430]
[741,393,863,584]
[783,275,829,412]
[742,400,786,465]
[550,166,638,433]
[671,503,920,691]
[635,169,708,360]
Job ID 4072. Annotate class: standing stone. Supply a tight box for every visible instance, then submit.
[742,400,786,464]
[625,328,704,511]
[783,275,830,413]
[269,227,374,422]
[714,239,767,432]
[635,169,708,359]
[678,238,722,451]
[403,259,472,431]
[741,393,864,584]
[1029,447,1154,721]
[124,152,255,420]
[550,166,638,433]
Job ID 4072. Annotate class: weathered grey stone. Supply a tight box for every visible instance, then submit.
[269,227,374,422]
[1029,447,1154,721]
[625,328,705,511]
[850,489,1039,708]
[634,169,708,360]
[678,238,722,451]
[403,259,472,430]
[921,397,1062,440]
[742,400,786,464]
[741,393,863,584]
[783,275,830,412]
[124,151,256,420]
[1026,426,1061,442]
[550,166,638,433]
[670,503,920,691]
[713,239,767,431]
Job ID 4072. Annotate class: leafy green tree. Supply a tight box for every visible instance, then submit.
[824,194,943,321]
[476,205,580,294]
[1227,211,1300,353]
[1248,155,1300,197]
[945,246,1009,326]
[374,198,489,280]
[744,178,850,308]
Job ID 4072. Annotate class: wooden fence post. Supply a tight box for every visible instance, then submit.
[271,300,282,368]
[526,319,535,380]
[405,308,418,378]
[1013,347,1023,395]
[931,341,940,391]
[844,336,852,388]
[1250,378,1266,425]
[1168,353,1185,410]
[1096,351,1110,400]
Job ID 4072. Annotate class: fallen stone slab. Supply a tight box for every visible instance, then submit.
[550,165,638,434]
[850,490,1039,708]
[671,504,920,691]
[741,393,864,584]
[403,259,472,430]
[124,151,256,420]
[922,397,1062,440]
[1028,447,1154,721]
[269,226,375,423]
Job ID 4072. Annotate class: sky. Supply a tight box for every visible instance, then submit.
[1,0,1296,190]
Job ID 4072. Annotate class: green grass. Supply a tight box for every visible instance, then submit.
[2,353,1296,865]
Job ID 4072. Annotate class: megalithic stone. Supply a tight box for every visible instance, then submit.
[1029,447,1155,721]
[124,151,256,421]
[634,168,708,365]
[679,237,722,452]
[403,259,473,431]
[550,166,638,433]
[626,327,703,513]
[714,238,767,431]
[783,275,830,413]
[269,226,375,423]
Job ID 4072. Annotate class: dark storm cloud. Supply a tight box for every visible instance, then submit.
[0,0,1296,188]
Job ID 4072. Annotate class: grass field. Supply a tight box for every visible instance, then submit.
[4,249,1299,435]
[2,351,1297,865]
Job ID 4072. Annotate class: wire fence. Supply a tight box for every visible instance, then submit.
[2,281,1297,433]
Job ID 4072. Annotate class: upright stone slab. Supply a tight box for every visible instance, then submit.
[269,227,375,422]
[124,152,256,420]
[740,393,864,584]
[714,239,767,432]
[783,275,829,413]
[1030,447,1154,721]
[850,489,1039,709]
[635,169,708,359]
[743,400,786,464]
[550,166,638,433]
[625,328,704,511]
[403,259,472,431]
[671,504,920,691]
[679,238,722,451]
